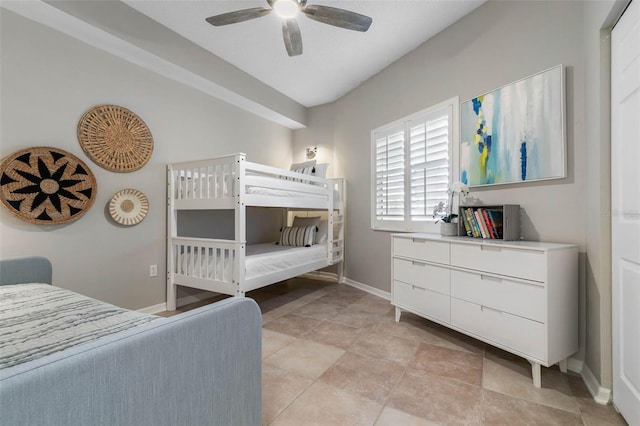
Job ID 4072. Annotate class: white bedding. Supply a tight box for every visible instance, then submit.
[246,243,327,280]
[178,243,328,281]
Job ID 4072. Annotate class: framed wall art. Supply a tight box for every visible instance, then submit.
[460,65,566,187]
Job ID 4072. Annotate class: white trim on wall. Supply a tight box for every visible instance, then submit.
[302,272,391,300]
[138,291,216,315]
[581,363,612,405]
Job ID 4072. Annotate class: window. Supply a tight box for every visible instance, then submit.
[371,97,459,232]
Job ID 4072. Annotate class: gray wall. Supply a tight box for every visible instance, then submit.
[293,0,621,390]
[0,10,292,310]
[297,0,587,291]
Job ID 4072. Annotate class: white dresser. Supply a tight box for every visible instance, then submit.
[391,233,578,387]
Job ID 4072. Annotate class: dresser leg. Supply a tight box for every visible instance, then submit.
[531,362,542,388]
[395,307,401,322]
[559,358,568,373]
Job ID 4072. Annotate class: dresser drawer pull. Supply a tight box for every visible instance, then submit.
[480,245,502,252]
[480,275,502,283]
[411,261,426,267]
[412,285,426,292]
[412,238,426,243]
[481,305,503,314]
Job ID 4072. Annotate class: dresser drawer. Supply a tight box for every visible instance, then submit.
[450,270,545,322]
[393,237,449,264]
[394,258,450,295]
[451,298,546,361]
[393,280,450,324]
[450,243,546,282]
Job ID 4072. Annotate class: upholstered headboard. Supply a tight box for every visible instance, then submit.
[0,256,52,286]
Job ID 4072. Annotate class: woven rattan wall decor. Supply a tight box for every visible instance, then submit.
[0,147,97,225]
[77,104,153,173]
[108,188,149,226]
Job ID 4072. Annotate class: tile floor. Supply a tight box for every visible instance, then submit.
[163,277,628,426]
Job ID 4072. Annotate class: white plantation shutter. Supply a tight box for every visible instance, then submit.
[371,97,457,231]
[375,125,405,222]
[409,111,450,221]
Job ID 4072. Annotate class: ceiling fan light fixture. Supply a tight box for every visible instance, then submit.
[273,0,299,19]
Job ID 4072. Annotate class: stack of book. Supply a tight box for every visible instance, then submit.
[459,207,504,239]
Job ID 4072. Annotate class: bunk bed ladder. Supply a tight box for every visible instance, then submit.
[332,178,345,283]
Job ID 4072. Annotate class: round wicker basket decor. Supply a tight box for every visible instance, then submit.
[77,104,153,173]
[109,188,149,226]
[0,147,97,225]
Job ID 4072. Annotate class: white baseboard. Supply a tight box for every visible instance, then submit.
[343,277,391,300]
[302,272,391,300]
[581,363,612,405]
[137,302,166,315]
[568,357,584,374]
[138,290,213,314]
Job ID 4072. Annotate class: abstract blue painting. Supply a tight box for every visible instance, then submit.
[460,65,566,187]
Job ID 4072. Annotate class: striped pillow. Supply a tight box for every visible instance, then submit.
[284,160,316,183]
[278,225,315,247]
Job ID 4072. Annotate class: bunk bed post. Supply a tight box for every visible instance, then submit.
[234,154,247,297]
[167,165,178,311]
[335,178,345,284]
[327,178,334,269]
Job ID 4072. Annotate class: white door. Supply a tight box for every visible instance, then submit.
[612,0,640,423]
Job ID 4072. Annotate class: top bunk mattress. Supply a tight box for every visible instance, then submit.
[0,284,161,369]
[173,173,342,208]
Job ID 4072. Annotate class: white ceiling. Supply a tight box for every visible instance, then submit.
[123,0,486,107]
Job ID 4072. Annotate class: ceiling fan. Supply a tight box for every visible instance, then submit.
[205,0,373,57]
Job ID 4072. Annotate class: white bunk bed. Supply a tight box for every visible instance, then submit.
[166,153,345,310]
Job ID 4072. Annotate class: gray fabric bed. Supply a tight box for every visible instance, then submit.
[0,256,262,426]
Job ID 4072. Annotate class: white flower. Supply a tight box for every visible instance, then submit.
[450,181,469,195]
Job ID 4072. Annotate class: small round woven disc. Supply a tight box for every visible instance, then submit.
[0,147,97,225]
[77,104,153,173]
[109,188,149,226]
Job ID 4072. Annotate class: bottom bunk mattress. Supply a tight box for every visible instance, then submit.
[176,243,328,282]
[246,242,327,280]
[0,283,161,369]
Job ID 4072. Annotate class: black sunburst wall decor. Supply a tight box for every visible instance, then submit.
[0,147,97,225]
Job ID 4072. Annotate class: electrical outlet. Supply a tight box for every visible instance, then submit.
[149,264,158,277]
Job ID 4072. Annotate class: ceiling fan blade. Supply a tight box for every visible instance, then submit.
[282,19,303,57]
[205,7,271,26]
[302,5,372,32]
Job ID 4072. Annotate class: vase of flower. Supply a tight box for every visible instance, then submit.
[434,181,469,236]
[440,222,459,236]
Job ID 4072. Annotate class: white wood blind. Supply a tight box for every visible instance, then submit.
[371,98,456,231]
[409,112,449,221]
[375,125,405,222]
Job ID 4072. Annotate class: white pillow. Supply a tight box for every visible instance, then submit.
[312,163,329,179]
[278,225,315,247]
[292,216,321,228]
[285,160,316,183]
[315,220,328,244]
[290,160,316,175]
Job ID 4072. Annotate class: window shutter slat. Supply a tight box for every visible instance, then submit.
[409,109,450,220]
[374,126,405,222]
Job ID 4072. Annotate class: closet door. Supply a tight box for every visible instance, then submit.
[612,0,640,423]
